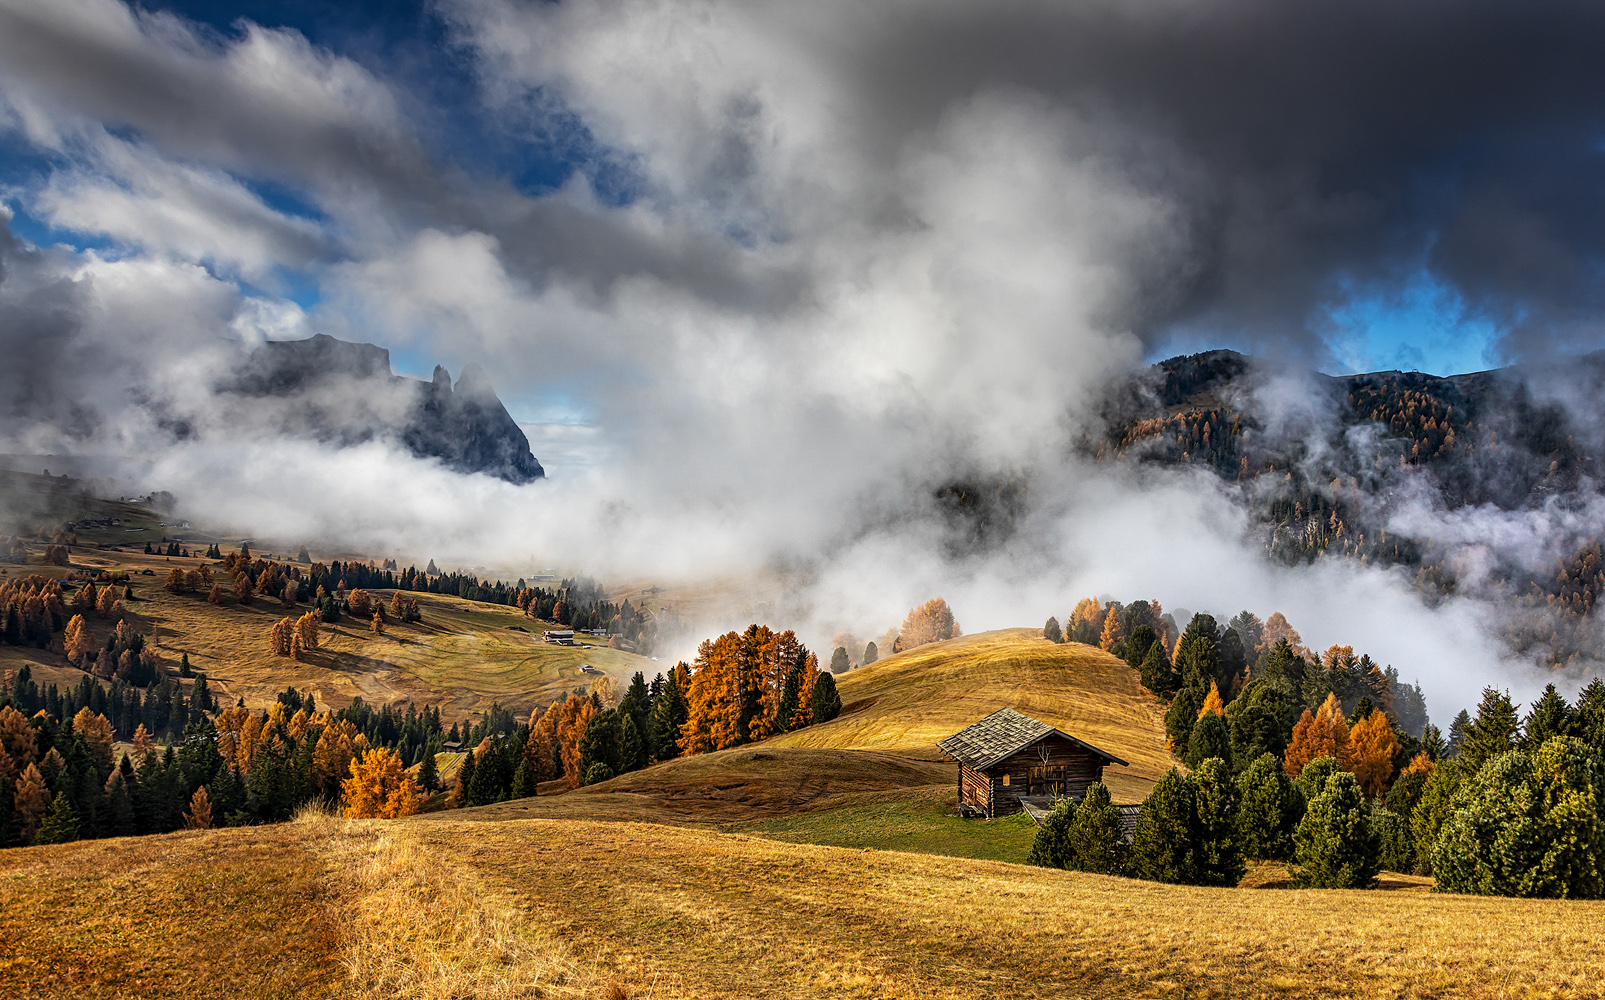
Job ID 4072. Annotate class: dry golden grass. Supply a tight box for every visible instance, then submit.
[0,825,343,999]
[296,809,603,999]
[6,814,1605,999]
[434,745,951,826]
[769,628,1176,801]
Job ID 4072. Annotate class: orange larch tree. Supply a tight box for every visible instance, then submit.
[341,747,422,819]
[1347,710,1401,798]
[1098,607,1126,652]
[1283,693,1351,777]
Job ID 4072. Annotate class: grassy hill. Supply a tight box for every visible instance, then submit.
[767,628,1175,802]
[1,543,656,720]
[4,813,1601,1000]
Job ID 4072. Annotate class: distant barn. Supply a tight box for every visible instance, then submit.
[939,708,1129,820]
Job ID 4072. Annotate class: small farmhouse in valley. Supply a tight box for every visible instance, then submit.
[939,707,1129,819]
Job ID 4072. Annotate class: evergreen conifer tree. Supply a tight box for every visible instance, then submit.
[1043,617,1063,644]
[1191,757,1245,886]
[810,671,841,724]
[1140,640,1176,697]
[1574,677,1605,753]
[1522,684,1575,747]
[1433,737,1605,898]
[510,757,535,799]
[34,792,81,845]
[1185,712,1232,770]
[1446,709,1472,757]
[1124,625,1155,669]
[776,658,803,735]
[1066,781,1124,874]
[650,667,689,760]
[829,646,850,674]
[417,749,440,792]
[1292,771,1380,888]
[862,641,878,665]
[1128,768,1200,884]
[1459,688,1520,776]
[1235,751,1299,860]
[1163,667,1206,755]
[1027,796,1076,869]
[1371,806,1415,874]
[1295,755,1343,804]
[618,713,644,775]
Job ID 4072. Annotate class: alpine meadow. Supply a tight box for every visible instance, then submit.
[7,0,1605,997]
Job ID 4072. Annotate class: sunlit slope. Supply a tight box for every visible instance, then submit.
[768,628,1175,801]
[433,744,951,826]
[4,545,653,717]
[6,815,1603,1000]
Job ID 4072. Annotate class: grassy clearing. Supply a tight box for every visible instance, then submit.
[5,815,1604,999]
[769,628,1176,801]
[729,785,1039,861]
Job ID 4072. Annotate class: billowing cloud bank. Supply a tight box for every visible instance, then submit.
[7,0,1605,719]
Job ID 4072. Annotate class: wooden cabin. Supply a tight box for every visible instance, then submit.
[938,708,1129,819]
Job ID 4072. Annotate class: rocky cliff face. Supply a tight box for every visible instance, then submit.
[231,334,544,483]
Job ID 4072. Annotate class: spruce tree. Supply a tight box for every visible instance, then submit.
[34,792,81,845]
[1293,771,1380,888]
[417,748,440,792]
[450,750,476,808]
[1576,677,1605,754]
[776,658,803,734]
[1027,797,1076,869]
[650,669,688,760]
[1522,684,1575,747]
[811,672,842,724]
[1446,709,1472,757]
[618,713,645,775]
[1140,640,1175,697]
[1128,768,1200,884]
[829,647,850,674]
[1163,674,1205,756]
[862,641,878,665]
[1066,781,1124,875]
[1235,752,1299,861]
[510,757,535,799]
[1191,757,1245,887]
[1124,625,1155,670]
[1043,617,1063,644]
[1459,688,1520,776]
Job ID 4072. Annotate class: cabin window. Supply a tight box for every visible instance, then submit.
[1001,773,1010,786]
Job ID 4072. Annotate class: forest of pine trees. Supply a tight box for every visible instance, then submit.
[1036,595,1605,896]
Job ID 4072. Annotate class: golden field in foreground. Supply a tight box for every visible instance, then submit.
[3,812,1602,1000]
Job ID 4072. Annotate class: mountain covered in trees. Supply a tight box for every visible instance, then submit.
[1093,349,1605,666]
[229,334,544,483]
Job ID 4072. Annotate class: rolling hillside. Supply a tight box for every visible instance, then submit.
[1,544,655,719]
[767,628,1175,802]
[4,813,1601,1000]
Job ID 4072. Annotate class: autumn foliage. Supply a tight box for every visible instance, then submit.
[342,747,423,819]
[900,598,961,650]
[1284,694,1352,777]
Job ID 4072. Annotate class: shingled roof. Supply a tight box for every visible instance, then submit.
[937,707,1130,770]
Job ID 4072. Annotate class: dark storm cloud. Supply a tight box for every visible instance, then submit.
[769,0,1605,358]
